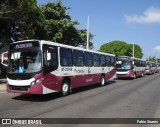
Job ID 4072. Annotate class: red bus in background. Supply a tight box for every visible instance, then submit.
[145,62,156,74]
[156,64,160,73]
[6,40,116,96]
[116,56,146,79]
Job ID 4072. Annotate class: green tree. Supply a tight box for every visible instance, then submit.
[0,0,46,47]
[99,40,129,56]
[0,0,18,46]
[99,40,144,58]
[40,1,94,48]
[0,0,94,49]
[17,0,46,40]
[128,44,143,59]
[75,29,94,49]
[147,57,160,63]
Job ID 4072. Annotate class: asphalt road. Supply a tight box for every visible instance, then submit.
[0,73,160,127]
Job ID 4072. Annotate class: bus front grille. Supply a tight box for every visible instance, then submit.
[9,85,30,91]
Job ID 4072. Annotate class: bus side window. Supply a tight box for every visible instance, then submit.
[100,55,106,67]
[60,48,73,66]
[134,59,139,67]
[73,50,84,66]
[84,52,93,67]
[111,56,115,67]
[106,55,111,67]
[93,53,100,67]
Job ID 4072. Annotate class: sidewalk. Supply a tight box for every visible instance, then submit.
[0,78,7,92]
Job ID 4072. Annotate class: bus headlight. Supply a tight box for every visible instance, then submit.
[35,78,42,84]
[30,81,36,87]
[30,78,42,87]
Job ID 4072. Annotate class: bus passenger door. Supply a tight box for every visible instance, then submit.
[42,45,60,92]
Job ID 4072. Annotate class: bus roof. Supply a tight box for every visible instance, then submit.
[116,56,146,62]
[12,40,115,57]
[41,40,115,56]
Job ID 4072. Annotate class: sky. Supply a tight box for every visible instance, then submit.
[37,0,160,59]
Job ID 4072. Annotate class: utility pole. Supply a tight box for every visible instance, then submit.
[87,16,89,50]
[133,42,134,58]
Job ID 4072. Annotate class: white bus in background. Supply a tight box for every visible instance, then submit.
[6,40,116,96]
[116,56,146,79]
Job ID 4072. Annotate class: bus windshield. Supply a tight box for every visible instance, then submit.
[8,49,42,73]
[116,60,132,70]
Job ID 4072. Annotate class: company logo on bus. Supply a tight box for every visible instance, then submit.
[61,67,72,72]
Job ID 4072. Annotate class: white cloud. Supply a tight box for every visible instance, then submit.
[153,46,160,53]
[124,6,160,23]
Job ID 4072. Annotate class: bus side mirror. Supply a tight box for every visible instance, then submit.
[47,53,51,61]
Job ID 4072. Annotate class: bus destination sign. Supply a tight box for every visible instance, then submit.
[10,41,40,50]
[15,43,33,49]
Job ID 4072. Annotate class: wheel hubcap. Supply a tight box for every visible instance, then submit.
[62,83,68,92]
[101,78,105,85]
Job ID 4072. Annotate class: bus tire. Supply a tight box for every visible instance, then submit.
[133,73,136,79]
[150,71,152,75]
[61,80,70,96]
[100,75,105,87]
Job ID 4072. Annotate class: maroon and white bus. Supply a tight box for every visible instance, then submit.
[116,56,146,79]
[145,61,156,74]
[157,63,160,73]
[156,63,160,73]
[6,40,116,96]
[155,63,159,73]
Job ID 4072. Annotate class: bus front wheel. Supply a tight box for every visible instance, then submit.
[133,73,136,79]
[61,80,70,96]
[141,72,144,77]
[100,75,105,87]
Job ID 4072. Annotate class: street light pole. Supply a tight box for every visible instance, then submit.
[133,42,134,58]
[87,16,89,50]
